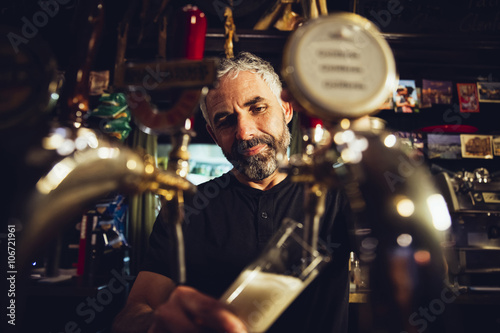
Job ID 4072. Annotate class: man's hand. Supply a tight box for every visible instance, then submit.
[148,286,247,333]
[113,272,246,333]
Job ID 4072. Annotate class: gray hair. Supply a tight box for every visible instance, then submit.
[200,52,283,125]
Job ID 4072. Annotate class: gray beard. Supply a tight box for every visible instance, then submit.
[230,147,278,181]
[224,123,291,181]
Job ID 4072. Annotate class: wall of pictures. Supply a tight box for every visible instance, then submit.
[367,31,500,176]
[379,77,500,175]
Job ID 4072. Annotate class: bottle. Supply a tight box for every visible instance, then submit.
[353,260,362,290]
[349,252,357,292]
[349,251,356,272]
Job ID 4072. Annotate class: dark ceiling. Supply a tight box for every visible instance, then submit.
[2,0,499,71]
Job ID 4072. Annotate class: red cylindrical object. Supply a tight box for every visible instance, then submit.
[299,112,323,130]
[172,5,207,60]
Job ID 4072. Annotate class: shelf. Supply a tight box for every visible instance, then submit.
[349,291,369,303]
[455,291,500,305]
[203,29,500,78]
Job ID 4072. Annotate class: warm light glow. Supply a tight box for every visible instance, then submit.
[145,164,155,174]
[341,130,355,143]
[397,233,413,247]
[97,147,119,159]
[305,144,314,155]
[341,148,361,163]
[56,139,76,156]
[427,194,452,231]
[37,159,76,194]
[185,118,192,130]
[333,132,344,145]
[42,133,65,150]
[414,250,431,265]
[191,16,196,24]
[384,134,397,147]
[340,118,350,129]
[126,159,138,170]
[335,131,368,164]
[76,129,98,150]
[396,197,415,217]
[352,137,369,152]
[75,137,87,150]
[313,124,324,143]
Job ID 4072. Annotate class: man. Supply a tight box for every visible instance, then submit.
[395,86,412,113]
[113,52,351,333]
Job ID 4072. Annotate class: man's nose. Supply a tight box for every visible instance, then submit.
[235,114,256,141]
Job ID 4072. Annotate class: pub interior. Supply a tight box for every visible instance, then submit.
[1,0,500,332]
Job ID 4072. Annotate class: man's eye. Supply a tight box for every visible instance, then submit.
[252,105,267,113]
[215,119,227,128]
[215,115,235,129]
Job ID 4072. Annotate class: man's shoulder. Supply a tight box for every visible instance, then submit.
[196,172,234,192]
[182,172,237,224]
[183,172,236,206]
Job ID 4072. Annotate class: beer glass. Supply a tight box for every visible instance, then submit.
[220,219,331,332]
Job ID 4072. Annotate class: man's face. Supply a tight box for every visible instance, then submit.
[205,71,293,181]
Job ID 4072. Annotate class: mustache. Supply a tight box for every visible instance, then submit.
[232,135,275,156]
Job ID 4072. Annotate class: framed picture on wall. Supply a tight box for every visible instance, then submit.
[457,83,480,112]
[427,134,462,159]
[477,82,500,103]
[493,136,500,156]
[422,80,453,106]
[394,79,418,113]
[460,134,493,159]
[416,88,429,109]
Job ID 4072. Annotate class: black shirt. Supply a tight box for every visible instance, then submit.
[142,172,352,333]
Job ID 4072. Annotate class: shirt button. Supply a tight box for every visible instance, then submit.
[261,212,268,219]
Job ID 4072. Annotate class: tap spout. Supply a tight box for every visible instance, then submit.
[19,127,195,272]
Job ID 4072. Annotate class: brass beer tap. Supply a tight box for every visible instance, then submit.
[254,0,304,31]
[224,5,237,59]
[282,13,452,332]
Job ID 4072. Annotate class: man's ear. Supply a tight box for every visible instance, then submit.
[282,100,294,125]
[206,124,219,146]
